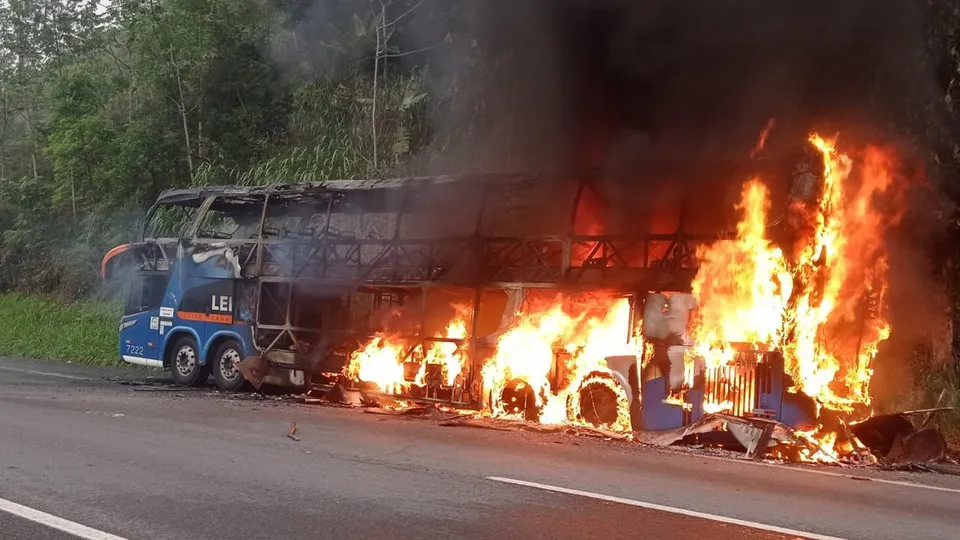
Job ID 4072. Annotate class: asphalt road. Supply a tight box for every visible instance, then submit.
[0,357,958,540]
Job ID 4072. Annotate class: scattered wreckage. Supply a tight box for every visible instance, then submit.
[636,409,954,467]
[296,379,956,469]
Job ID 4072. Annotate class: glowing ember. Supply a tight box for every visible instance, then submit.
[749,118,776,159]
[566,372,633,431]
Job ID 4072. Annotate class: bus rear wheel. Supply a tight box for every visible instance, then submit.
[169,336,209,387]
[213,340,246,392]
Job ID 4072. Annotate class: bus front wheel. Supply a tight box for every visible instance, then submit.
[212,339,246,392]
[169,336,209,387]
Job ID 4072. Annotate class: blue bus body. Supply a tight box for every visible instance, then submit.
[118,252,256,372]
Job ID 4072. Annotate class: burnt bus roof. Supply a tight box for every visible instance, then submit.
[154,174,538,207]
[150,156,808,237]
[154,150,809,207]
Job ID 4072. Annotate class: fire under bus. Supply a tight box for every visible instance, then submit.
[101,156,867,435]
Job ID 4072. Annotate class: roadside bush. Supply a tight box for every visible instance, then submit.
[0,294,120,365]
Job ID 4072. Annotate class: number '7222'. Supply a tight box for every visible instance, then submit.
[125,344,144,356]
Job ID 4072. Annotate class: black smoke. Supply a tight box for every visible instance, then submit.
[386,0,936,231]
[273,1,938,175]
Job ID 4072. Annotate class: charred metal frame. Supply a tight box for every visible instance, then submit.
[141,175,718,404]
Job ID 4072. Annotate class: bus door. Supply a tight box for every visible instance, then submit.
[120,272,168,365]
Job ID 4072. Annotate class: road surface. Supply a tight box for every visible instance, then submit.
[0,356,958,540]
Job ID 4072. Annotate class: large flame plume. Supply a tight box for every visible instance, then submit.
[341,132,905,454]
[689,133,905,459]
[691,179,793,368]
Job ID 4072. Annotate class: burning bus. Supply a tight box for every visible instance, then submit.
[101,173,706,416]
[101,133,904,460]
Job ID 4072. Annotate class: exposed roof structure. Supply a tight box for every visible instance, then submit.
[153,173,729,239]
[154,174,537,207]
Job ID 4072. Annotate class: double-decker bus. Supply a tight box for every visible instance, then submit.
[101,174,804,432]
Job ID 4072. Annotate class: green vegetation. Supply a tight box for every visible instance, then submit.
[0,0,457,296]
[0,294,119,365]
[909,352,960,445]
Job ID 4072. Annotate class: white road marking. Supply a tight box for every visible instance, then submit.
[686,451,960,495]
[0,366,90,381]
[0,497,128,540]
[488,476,848,540]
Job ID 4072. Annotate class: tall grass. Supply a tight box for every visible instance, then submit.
[882,344,960,446]
[913,361,960,446]
[0,294,120,365]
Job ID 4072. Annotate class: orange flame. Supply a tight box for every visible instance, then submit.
[482,295,636,430]
[344,295,638,432]
[784,134,903,412]
[343,305,471,394]
[689,132,904,460]
[342,132,904,459]
[417,305,471,387]
[691,179,792,369]
[343,336,407,394]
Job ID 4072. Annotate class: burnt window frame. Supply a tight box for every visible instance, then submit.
[193,195,266,242]
[123,272,169,316]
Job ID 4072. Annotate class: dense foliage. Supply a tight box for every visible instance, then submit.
[0,0,450,296]
[0,0,959,307]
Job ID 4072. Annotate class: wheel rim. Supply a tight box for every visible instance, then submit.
[219,348,241,381]
[175,345,197,376]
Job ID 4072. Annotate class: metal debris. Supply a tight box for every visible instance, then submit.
[636,413,822,462]
[363,403,462,420]
[437,418,514,431]
[849,411,953,465]
[306,384,362,406]
[726,420,774,460]
[238,356,267,390]
[898,428,947,464]
[633,406,956,467]
[633,415,725,447]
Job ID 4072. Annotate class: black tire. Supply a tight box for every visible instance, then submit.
[212,339,247,392]
[168,335,209,387]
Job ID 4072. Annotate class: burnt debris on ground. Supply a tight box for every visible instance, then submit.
[290,382,957,470]
[105,373,957,471]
